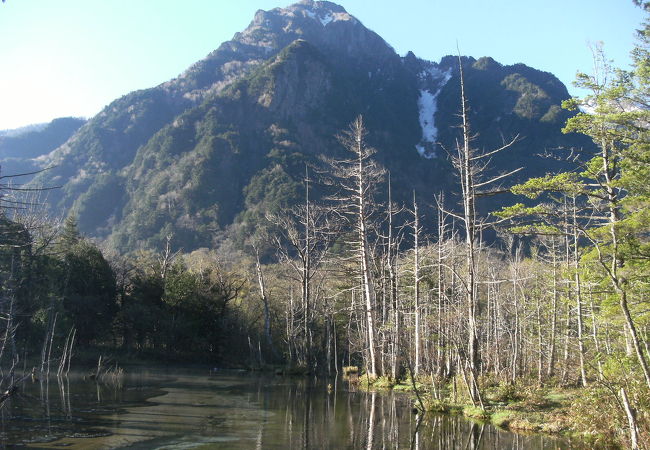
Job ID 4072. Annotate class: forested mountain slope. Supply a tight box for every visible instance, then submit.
[29,0,593,251]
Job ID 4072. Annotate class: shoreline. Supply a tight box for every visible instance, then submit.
[356,375,618,448]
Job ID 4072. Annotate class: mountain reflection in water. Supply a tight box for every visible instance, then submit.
[0,368,582,449]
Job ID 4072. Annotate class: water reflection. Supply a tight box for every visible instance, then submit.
[0,369,584,448]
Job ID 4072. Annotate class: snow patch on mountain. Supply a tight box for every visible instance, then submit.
[320,13,334,26]
[416,90,438,158]
[416,67,452,159]
[304,8,338,26]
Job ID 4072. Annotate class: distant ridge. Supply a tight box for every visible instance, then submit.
[0,123,48,138]
[0,117,86,177]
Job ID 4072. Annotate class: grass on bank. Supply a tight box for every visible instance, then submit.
[356,373,648,448]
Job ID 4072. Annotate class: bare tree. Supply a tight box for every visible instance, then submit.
[324,115,385,377]
[251,241,275,361]
[440,56,520,403]
[267,166,338,368]
[411,191,423,376]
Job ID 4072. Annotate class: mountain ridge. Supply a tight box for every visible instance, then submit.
[27,1,594,252]
[0,117,86,177]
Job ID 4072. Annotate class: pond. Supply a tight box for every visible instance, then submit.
[1,368,586,448]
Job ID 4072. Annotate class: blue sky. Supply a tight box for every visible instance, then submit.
[0,0,644,129]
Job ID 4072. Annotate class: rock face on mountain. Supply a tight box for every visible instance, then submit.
[30,0,593,251]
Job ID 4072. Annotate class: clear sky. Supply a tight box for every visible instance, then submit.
[0,0,644,130]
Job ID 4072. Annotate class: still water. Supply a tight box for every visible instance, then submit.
[1,368,583,449]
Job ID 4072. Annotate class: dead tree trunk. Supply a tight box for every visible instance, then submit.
[254,246,275,361]
[327,115,385,377]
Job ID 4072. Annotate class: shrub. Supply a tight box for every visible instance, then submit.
[569,384,650,447]
[491,383,523,404]
[520,386,551,409]
[424,398,453,413]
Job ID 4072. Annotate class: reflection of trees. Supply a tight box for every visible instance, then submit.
[247,377,562,449]
[58,376,72,419]
[41,376,74,426]
[365,391,375,449]
[1,374,570,447]
[0,372,135,446]
[41,378,51,434]
[465,422,485,450]
[302,379,311,450]
[409,412,423,450]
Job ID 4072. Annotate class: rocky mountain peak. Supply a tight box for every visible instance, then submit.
[279,0,353,26]
[235,1,394,64]
[166,1,395,106]
[296,0,347,11]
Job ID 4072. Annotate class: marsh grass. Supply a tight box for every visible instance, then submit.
[352,371,643,448]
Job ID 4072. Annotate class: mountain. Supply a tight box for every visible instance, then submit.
[0,117,86,177]
[0,123,48,138]
[29,0,593,252]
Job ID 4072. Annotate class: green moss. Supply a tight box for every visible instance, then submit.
[491,411,515,428]
[462,406,491,421]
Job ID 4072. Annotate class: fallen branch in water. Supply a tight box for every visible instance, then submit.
[0,369,34,407]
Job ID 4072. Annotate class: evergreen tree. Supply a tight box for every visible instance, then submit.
[501,24,650,388]
[59,215,81,250]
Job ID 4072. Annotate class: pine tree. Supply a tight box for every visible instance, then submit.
[59,215,81,250]
[502,34,650,388]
